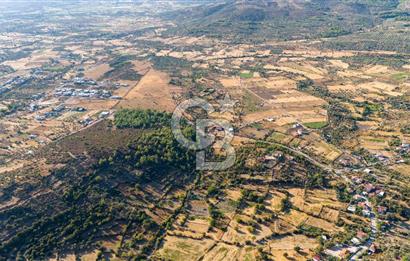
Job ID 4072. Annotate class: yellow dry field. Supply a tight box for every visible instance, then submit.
[306,189,347,210]
[225,188,243,201]
[328,83,358,92]
[281,209,309,227]
[357,81,401,96]
[117,69,180,112]
[245,76,296,90]
[240,83,327,125]
[242,205,257,216]
[281,49,356,58]
[185,218,209,234]
[84,63,111,80]
[290,192,322,216]
[132,60,151,74]
[306,140,342,162]
[222,220,272,244]
[219,77,241,88]
[372,130,403,137]
[329,59,350,69]
[268,218,295,235]
[168,50,202,60]
[392,165,410,177]
[269,90,325,106]
[287,188,305,207]
[231,135,254,147]
[359,136,389,151]
[267,234,318,260]
[170,228,205,239]
[243,107,327,126]
[155,236,214,261]
[304,216,342,233]
[365,65,395,75]
[264,62,327,80]
[356,121,379,131]
[287,188,345,217]
[202,243,259,261]
[337,69,371,79]
[319,207,340,223]
[202,243,237,261]
[3,49,59,70]
[79,251,99,261]
[265,191,287,212]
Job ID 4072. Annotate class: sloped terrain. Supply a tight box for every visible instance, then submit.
[163,0,403,41]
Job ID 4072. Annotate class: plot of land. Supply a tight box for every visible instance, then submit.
[155,236,214,261]
[117,69,182,112]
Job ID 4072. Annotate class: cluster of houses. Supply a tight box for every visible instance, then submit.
[397,143,410,158]
[71,77,128,89]
[34,104,89,122]
[53,87,120,99]
[0,76,29,95]
[347,176,388,217]
[369,143,410,166]
[34,104,67,121]
[373,153,390,164]
[53,77,127,100]
[78,111,110,127]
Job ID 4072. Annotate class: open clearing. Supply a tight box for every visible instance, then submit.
[155,236,214,261]
[116,69,182,112]
[84,63,111,80]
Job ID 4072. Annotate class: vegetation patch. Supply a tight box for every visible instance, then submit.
[304,121,328,129]
[240,72,254,79]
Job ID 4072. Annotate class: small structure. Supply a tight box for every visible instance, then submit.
[288,124,304,137]
[347,205,357,213]
[362,209,371,217]
[363,168,372,174]
[369,244,378,254]
[313,255,321,261]
[364,184,375,193]
[351,237,361,245]
[377,206,387,215]
[377,190,385,197]
[356,231,368,241]
[99,111,110,118]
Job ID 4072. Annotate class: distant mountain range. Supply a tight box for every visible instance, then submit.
[163,0,405,41]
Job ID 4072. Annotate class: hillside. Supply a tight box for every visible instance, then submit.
[164,0,402,41]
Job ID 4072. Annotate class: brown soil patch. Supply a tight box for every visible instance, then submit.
[117,69,181,112]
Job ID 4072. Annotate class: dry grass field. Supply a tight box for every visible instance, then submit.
[155,236,214,261]
[116,69,181,112]
[84,63,111,80]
